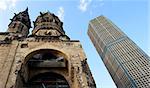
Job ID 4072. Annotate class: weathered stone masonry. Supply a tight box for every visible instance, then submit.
[0,8,96,88]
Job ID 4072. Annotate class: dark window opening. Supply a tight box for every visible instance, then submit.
[55,21,58,25]
[24,72,70,88]
[27,50,66,68]
[30,53,58,61]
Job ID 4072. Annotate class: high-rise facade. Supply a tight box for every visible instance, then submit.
[0,8,96,88]
[88,16,150,88]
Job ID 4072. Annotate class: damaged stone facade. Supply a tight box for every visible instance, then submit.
[0,8,96,88]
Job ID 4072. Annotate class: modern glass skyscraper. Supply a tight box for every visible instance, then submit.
[88,16,150,88]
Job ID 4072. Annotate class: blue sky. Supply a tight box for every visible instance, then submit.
[0,0,149,88]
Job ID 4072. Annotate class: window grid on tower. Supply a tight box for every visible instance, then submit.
[93,32,104,54]
[88,16,150,88]
[90,23,106,51]
[88,26,104,54]
[111,59,119,75]
[107,52,114,63]
[115,66,125,80]
[98,17,124,40]
[139,64,150,75]
[120,74,132,87]
[103,55,109,65]
[134,75,150,88]
[125,67,145,80]
[102,22,122,39]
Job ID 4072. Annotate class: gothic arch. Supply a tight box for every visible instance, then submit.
[23,49,69,65]
[15,49,70,88]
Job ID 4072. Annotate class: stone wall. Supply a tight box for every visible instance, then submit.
[0,39,96,88]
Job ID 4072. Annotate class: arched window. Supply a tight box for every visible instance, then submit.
[24,72,70,88]
[15,49,69,88]
[27,49,67,68]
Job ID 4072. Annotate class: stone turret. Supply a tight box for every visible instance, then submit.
[32,12,65,36]
[0,8,96,88]
[7,8,31,37]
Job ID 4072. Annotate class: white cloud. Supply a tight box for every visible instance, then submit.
[78,0,92,12]
[0,0,7,10]
[0,0,17,11]
[57,7,64,21]
[11,0,18,7]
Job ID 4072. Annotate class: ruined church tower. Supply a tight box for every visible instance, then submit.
[0,8,96,88]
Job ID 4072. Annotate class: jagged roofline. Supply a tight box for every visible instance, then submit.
[9,7,32,28]
[34,11,62,24]
[32,11,65,34]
